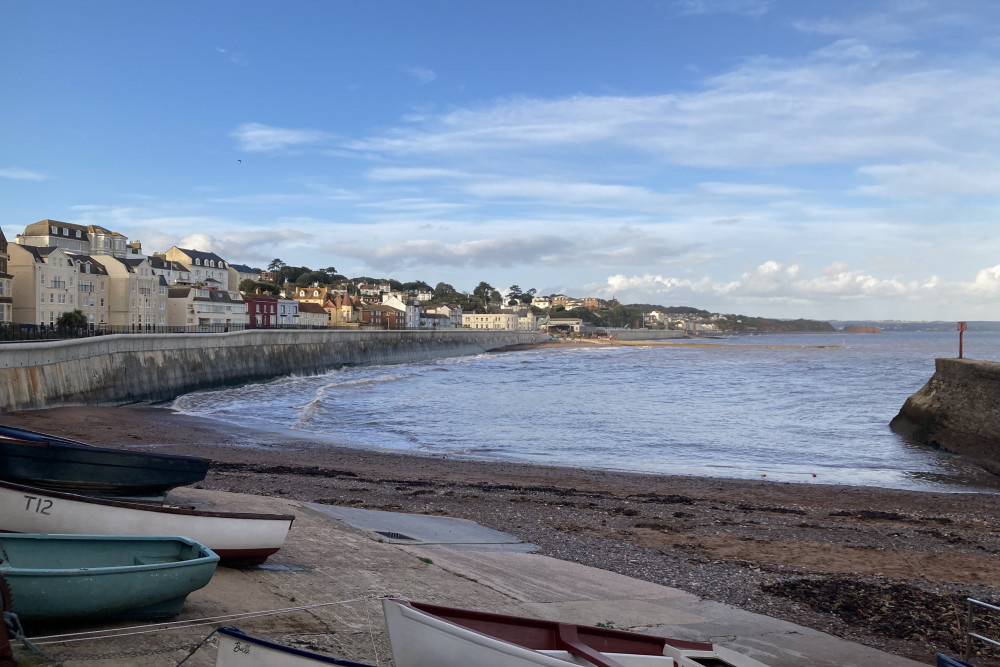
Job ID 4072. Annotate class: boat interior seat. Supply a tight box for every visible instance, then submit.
[134,555,183,565]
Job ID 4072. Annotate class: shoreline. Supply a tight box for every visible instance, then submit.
[4,405,1000,663]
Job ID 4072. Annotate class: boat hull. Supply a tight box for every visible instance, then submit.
[382,599,771,667]
[0,534,218,621]
[0,480,294,566]
[0,424,210,497]
[216,627,375,666]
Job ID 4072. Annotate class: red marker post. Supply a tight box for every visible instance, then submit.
[958,321,967,359]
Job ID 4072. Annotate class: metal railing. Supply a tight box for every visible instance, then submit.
[0,322,436,342]
[965,598,1000,662]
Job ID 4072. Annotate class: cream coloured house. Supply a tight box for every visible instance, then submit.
[8,245,96,326]
[99,257,168,328]
[16,219,130,258]
[462,312,519,330]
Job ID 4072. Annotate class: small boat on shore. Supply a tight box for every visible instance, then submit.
[0,423,211,497]
[0,534,218,622]
[382,598,772,667]
[215,626,376,666]
[0,479,294,566]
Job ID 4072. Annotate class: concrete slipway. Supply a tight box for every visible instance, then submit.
[15,488,926,667]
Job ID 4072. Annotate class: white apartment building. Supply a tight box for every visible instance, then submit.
[166,286,248,329]
[148,255,192,286]
[163,247,231,291]
[277,297,299,326]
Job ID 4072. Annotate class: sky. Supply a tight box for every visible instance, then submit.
[3,0,1000,321]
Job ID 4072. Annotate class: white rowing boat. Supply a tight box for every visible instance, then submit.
[382,598,772,667]
[0,479,293,566]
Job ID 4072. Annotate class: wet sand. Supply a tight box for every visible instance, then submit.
[3,404,1000,664]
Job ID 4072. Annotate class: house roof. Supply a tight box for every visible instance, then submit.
[148,256,189,272]
[172,247,228,265]
[64,251,109,276]
[23,220,127,240]
[167,287,243,303]
[298,302,327,314]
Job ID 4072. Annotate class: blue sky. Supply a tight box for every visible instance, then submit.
[4,0,1000,320]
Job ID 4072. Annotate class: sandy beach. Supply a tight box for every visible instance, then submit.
[3,402,1000,664]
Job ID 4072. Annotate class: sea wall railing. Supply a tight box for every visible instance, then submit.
[965,598,1000,662]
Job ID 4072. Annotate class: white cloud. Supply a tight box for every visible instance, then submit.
[674,0,773,18]
[966,265,1000,297]
[697,182,801,197]
[856,161,1000,197]
[601,260,921,305]
[231,123,328,152]
[407,66,437,85]
[366,167,469,181]
[215,47,250,66]
[464,179,667,208]
[0,167,46,181]
[346,46,1000,170]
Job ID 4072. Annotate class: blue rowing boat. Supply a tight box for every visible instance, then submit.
[0,534,219,622]
[0,424,210,497]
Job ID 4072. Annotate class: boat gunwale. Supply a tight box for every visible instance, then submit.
[0,534,219,576]
[0,479,295,523]
[0,429,212,465]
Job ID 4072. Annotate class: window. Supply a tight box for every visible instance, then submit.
[76,230,81,238]
[50,226,57,234]
[62,228,68,236]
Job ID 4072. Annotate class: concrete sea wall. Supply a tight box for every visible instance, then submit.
[891,357,1000,474]
[0,329,547,413]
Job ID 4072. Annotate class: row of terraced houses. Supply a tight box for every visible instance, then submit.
[0,220,547,332]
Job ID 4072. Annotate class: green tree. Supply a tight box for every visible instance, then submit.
[401,280,433,293]
[56,309,88,331]
[473,281,495,302]
[295,271,329,287]
[434,282,457,300]
[268,258,286,272]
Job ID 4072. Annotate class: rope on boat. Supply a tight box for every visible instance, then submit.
[364,595,382,666]
[27,594,378,647]
[173,627,220,667]
[3,611,49,661]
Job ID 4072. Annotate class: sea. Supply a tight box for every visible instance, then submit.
[170,331,1000,494]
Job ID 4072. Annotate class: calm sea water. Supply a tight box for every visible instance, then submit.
[170,331,1000,493]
